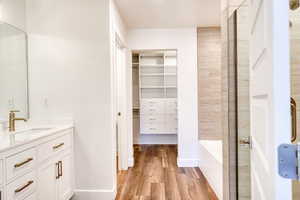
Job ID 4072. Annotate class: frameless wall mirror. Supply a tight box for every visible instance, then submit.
[0,22,29,123]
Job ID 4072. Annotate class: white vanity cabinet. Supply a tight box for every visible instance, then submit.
[37,158,57,200]
[0,127,74,200]
[38,150,73,200]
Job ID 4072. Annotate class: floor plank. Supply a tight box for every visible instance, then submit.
[116,145,218,200]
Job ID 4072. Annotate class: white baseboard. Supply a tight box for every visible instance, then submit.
[137,134,178,144]
[128,157,134,167]
[73,189,116,200]
[177,158,199,167]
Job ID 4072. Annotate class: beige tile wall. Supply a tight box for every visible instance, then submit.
[197,27,222,140]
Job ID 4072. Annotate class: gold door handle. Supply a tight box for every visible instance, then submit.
[291,97,297,142]
[58,161,63,178]
[14,180,34,193]
[53,143,64,150]
[56,162,60,179]
[14,158,33,168]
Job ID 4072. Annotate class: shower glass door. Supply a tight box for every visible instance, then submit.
[236,2,251,200]
[228,1,251,199]
[231,0,300,199]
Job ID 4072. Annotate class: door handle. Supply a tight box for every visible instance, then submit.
[56,162,60,179]
[14,158,33,168]
[53,143,64,150]
[14,181,34,193]
[291,97,297,143]
[239,136,252,149]
[58,161,63,178]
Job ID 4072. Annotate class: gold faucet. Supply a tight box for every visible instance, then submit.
[9,110,27,132]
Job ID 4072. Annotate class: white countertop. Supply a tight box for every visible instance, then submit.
[0,123,74,153]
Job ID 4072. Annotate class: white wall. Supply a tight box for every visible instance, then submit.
[26,0,116,199]
[0,0,26,31]
[128,29,199,166]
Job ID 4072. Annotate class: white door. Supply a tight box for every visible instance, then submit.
[115,37,128,170]
[37,159,58,200]
[249,0,292,199]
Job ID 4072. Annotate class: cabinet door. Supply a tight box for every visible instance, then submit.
[58,152,73,200]
[0,187,3,200]
[23,193,37,200]
[37,159,58,200]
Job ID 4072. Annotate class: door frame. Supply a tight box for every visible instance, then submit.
[114,33,132,171]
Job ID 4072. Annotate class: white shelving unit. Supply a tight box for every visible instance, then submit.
[138,50,178,135]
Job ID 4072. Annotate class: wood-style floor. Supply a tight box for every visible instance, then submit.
[116,145,218,200]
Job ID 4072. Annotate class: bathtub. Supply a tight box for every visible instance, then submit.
[198,140,223,200]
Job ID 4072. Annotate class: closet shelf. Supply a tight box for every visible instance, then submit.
[164,65,177,67]
[141,86,165,89]
[164,73,177,76]
[140,73,176,76]
[133,107,140,112]
[165,55,176,58]
[166,86,177,88]
[140,86,177,89]
[141,73,164,76]
[140,64,164,67]
[140,54,164,58]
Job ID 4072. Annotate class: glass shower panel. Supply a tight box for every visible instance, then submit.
[289,3,300,199]
[228,1,251,199]
[236,2,251,200]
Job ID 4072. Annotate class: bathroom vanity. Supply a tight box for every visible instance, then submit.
[0,19,75,200]
[0,125,74,200]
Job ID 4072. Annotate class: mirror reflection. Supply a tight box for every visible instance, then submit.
[0,22,28,123]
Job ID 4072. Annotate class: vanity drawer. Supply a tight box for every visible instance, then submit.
[23,193,36,200]
[38,133,71,162]
[24,193,37,200]
[6,148,36,182]
[7,171,36,200]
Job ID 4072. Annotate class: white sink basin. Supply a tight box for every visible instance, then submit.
[11,127,55,143]
[16,127,54,135]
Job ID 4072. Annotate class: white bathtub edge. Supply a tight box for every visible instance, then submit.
[198,140,223,200]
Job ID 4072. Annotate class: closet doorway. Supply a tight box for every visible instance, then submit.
[132,50,178,146]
